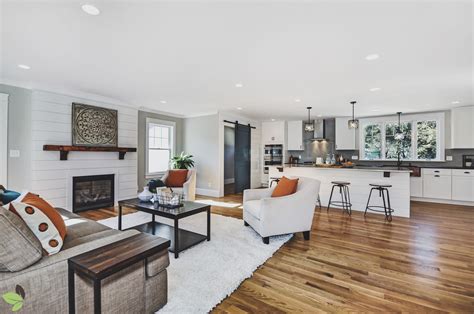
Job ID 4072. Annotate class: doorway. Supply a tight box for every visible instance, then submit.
[223,123,251,195]
[224,126,235,195]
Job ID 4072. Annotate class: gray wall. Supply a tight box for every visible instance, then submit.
[0,84,32,190]
[137,110,184,188]
[224,126,235,181]
[183,114,219,192]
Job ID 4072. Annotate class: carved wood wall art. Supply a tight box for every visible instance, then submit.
[72,103,118,147]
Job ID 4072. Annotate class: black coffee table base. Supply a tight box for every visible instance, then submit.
[130,221,208,255]
[118,199,211,259]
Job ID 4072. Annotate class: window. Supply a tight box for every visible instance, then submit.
[363,124,382,159]
[385,122,412,159]
[359,113,444,161]
[146,118,175,176]
[416,121,437,160]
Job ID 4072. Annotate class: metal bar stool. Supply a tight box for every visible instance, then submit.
[269,177,280,187]
[365,184,394,221]
[327,181,352,215]
[317,195,322,209]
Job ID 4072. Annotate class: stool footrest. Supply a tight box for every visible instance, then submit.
[365,205,394,214]
[328,201,353,208]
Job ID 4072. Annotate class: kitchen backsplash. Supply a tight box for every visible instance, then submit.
[287,118,336,162]
[287,118,474,168]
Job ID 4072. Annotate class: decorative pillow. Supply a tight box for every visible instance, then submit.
[166,170,188,187]
[0,189,21,205]
[271,176,299,198]
[8,193,67,255]
[0,207,43,272]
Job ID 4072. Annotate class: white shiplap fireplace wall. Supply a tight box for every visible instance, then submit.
[30,90,138,211]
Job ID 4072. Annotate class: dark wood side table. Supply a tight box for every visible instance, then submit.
[68,233,170,314]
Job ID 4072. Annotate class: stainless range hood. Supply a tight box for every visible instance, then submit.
[310,119,327,141]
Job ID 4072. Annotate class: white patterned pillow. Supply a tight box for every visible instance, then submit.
[8,201,64,255]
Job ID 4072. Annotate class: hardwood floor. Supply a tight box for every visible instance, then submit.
[80,197,474,313]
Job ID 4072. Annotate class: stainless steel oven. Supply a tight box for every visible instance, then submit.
[264,144,283,166]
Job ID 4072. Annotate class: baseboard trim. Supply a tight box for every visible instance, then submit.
[224,178,235,184]
[411,197,474,207]
[196,188,220,198]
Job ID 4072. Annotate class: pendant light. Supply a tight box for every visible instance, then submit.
[394,112,405,140]
[304,106,314,132]
[348,101,359,129]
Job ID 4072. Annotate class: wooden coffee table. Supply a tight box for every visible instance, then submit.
[118,198,211,258]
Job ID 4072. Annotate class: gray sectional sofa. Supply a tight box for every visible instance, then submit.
[0,208,170,313]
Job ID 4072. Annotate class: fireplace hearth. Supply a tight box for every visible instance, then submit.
[73,174,115,212]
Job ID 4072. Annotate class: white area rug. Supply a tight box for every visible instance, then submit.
[98,211,292,313]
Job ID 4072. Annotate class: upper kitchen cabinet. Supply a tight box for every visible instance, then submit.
[451,106,474,149]
[335,117,356,150]
[287,120,303,150]
[261,121,285,144]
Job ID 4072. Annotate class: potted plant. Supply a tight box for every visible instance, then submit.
[170,152,195,169]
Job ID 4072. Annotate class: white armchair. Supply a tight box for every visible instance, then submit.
[161,169,196,201]
[243,177,321,244]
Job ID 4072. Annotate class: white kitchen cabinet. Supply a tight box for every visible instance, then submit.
[451,106,474,149]
[422,168,452,200]
[287,120,303,150]
[410,177,423,197]
[452,170,474,201]
[335,117,356,150]
[261,121,285,144]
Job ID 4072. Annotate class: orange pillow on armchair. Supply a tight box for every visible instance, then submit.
[271,176,299,197]
[166,170,189,187]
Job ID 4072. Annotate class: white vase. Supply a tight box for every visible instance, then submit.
[138,186,153,202]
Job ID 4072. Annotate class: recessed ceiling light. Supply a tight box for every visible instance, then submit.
[271,118,275,121]
[317,114,322,117]
[18,64,30,70]
[294,98,301,102]
[451,101,460,104]
[236,107,243,110]
[160,100,167,104]
[82,4,100,16]
[365,54,379,61]
[235,83,243,88]
[369,87,381,92]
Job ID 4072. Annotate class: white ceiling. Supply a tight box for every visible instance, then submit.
[1,1,472,120]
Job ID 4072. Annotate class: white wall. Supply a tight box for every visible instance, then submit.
[30,90,138,210]
[183,114,220,197]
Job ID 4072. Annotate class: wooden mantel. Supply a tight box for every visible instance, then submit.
[43,145,137,160]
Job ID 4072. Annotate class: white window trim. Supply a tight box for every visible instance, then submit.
[145,118,176,178]
[359,112,445,162]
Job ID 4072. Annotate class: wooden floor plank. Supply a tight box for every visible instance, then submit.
[80,194,474,313]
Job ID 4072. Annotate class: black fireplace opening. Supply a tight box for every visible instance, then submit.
[73,174,115,212]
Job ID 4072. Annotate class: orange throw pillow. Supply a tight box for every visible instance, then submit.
[8,193,67,255]
[271,176,299,197]
[166,170,189,187]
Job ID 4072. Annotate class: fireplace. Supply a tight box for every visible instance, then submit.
[73,174,115,212]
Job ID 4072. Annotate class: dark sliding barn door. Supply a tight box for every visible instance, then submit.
[234,124,251,194]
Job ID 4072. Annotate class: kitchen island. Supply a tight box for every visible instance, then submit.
[269,165,412,218]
